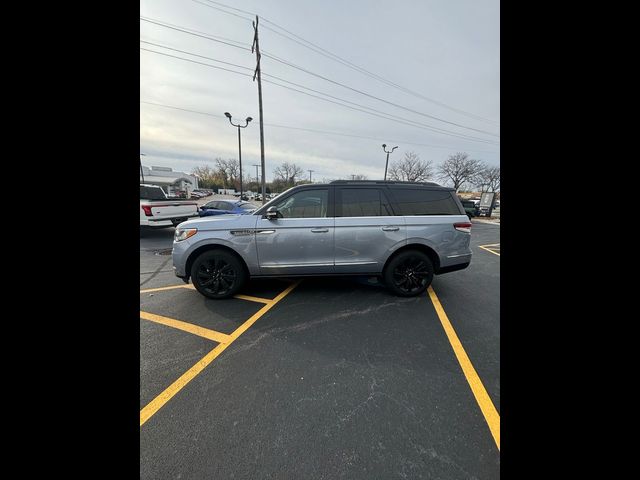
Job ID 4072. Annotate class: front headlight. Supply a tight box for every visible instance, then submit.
[174,228,198,242]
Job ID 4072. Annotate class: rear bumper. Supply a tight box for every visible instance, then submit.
[436,261,470,275]
[141,214,199,227]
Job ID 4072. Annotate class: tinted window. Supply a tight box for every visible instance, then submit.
[338,188,392,217]
[390,188,462,215]
[239,202,255,210]
[203,201,218,209]
[140,186,166,200]
[218,202,234,211]
[274,189,328,218]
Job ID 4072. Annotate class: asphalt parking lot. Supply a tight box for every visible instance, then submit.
[140,221,500,479]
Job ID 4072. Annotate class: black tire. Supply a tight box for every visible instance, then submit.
[190,250,247,299]
[383,250,434,297]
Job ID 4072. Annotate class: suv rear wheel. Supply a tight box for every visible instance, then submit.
[384,250,434,297]
[191,250,247,299]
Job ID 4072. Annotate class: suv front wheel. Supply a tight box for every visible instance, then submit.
[191,250,247,299]
[384,250,434,297]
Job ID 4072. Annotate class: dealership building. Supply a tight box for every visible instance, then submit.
[140,166,199,195]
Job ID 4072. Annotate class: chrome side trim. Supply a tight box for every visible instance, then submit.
[261,263,333,268]
[446,253,472,258]
[334,261,378,266]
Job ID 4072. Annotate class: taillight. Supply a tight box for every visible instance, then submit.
[142,205,153,216]
[454,222,472,233]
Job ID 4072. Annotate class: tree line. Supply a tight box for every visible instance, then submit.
[191,152,499,194]
[387,151,499,192]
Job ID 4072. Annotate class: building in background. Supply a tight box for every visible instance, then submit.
[140,166,199,196]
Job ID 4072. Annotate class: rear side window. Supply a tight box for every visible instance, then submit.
[218,202,234,211]
[140,186,166,200]
[390,188,462,216]
[338,188,392,217]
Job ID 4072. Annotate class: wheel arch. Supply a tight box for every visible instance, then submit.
[186,244,250,281]
[382,243,441,275]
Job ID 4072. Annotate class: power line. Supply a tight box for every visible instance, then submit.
[144,11,499,138]
[263,77,498,145]
[190,0,253,22]
[140,47,253,78]
[140,100,499,154]
[260,51,499,138]
[140,40,253,71]
[195,0,500,126]
[140,47,498,145]
[139,40,497,144]
[140,16,249,51]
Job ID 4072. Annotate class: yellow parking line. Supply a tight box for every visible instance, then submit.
[140,280,301,427]
[229,281,300,341]
[478,245,501,257]
[140,343,227,426]
[427,286,500,451]
[140,284,191,294]
[140,311,232,344]
[233,294,273,304]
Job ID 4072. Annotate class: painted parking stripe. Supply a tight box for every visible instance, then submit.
[427,286,500,451]
[140,280,301,426]
[140,284,189,294]
[140,311,232,344]
[140,343,228,426]
[233,294,273,304]
[141,284,275,305]
[478,244,501,256]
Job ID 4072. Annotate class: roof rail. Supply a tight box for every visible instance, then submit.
[329,180,441,186]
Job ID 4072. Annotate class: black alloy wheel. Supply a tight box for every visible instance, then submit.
[191,250,246,299]
[384,250,434,297]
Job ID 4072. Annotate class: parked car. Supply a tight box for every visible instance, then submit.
[459,199,481,218]
[199,200,257,217]
[140,184,199,232]
[173,180,472,299]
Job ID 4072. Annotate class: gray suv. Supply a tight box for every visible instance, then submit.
[172,181,472,299]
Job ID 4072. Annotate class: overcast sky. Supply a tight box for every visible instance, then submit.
[140,0,499,183]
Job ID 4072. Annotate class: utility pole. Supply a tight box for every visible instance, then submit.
[382,144,398,181]
[140,153,146,183]
[252,16,267,205]
[253,164,260,189]
[308,170,314,183]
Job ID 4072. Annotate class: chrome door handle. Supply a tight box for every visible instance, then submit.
[382,226,399,231]
[311,228,329,233]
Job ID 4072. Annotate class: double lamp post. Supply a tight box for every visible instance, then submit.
[224,112,252,199]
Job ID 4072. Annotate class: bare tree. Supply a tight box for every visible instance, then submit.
[273,162,304,187]
[476,165,500,192]
[437,153,484,192]
[191,165,219,189]
[352,174,368,180]
[388,151,433,182]
[214,158,240,188]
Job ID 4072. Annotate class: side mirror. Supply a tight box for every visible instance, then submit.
[265,206,278,220]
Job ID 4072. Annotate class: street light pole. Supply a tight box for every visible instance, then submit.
[140,153,146,183]
[382,144,398,181]
[224,112,252,200]
[308,170,314,183]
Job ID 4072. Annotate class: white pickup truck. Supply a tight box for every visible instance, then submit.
[140,184,199,231]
